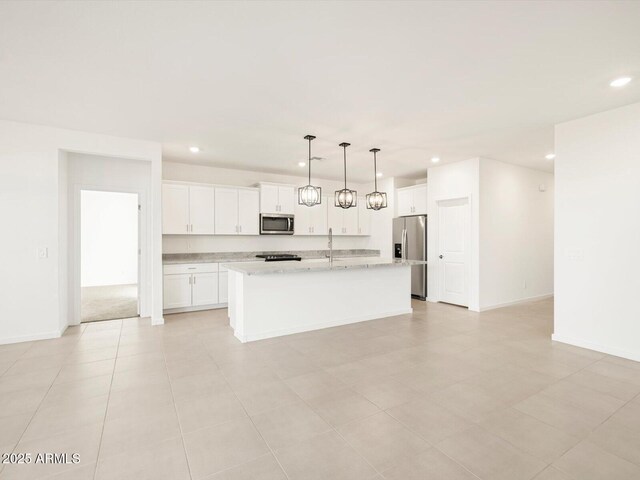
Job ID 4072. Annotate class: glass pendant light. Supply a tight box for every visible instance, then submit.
[298,135,322,207]
[334,142,357,209]
[365,148,387,210]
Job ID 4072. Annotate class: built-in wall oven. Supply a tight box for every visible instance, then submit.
[260,214,294,235]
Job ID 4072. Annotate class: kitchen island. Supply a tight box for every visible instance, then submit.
[224,258,425,343]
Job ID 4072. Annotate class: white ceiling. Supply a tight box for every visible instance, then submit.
[1,1,640,182]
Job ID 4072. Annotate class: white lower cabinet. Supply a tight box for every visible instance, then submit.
[163,263,223,311]
[163,274,192,309]
[192,272,218,306]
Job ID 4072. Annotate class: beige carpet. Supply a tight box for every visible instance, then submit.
[81,284,138,323]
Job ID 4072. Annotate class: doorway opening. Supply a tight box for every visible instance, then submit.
[80,189,140,323]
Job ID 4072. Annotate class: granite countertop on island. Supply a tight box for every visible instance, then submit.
[223,258,426,275]
[162,249,380,264]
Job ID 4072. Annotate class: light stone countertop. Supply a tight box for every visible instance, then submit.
[222,258,426,275]
[162,249,380,265]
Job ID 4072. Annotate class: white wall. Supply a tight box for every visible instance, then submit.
[162,161,392,255]
[81,190,138,287]
[0,119,163,345]
[427,158,480,310]
[68,153,154,323]
[426,157,554,312]
[554,101,640,361]
[479,158,554,310]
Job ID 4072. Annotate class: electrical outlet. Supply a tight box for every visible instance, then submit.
[523,279,527,289]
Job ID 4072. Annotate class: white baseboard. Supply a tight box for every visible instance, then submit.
[478,293,554,312]
[235,308,413,343]
[552,333,640,363]
[0,329,63,346]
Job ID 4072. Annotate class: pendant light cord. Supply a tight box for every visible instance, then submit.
[343,145,347,190]
[373,150,378,191]
[308,137,312,185]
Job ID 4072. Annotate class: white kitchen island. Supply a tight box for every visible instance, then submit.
[224,258,425,343]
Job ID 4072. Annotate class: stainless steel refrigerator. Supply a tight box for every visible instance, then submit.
[392,215,427,300]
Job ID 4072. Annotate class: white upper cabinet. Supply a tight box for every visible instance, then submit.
[357,198,372,236]
[189,185,216,234]
[258,183,296,214]
[259,184,280,213]
[396,183,427,216]
[164,183,259,236]
[162,184,190,234]
[214,187,260,235]
[162,184,214,235]
[309,201,328,235]
[238,189,260,234]
[278,186,295,214]
[295,200,327,235]
[214,187,239,234]
[328,201,359,236]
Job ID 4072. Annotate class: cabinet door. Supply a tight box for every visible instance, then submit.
[327,203,344,235]
[192,272,218,306]
[357,199,371,236]
[189,186,215,234]
[294,201,312,235]
[162,184,190,234]
[260,185,279,213]
[218,271,229,303]
[278,186,296,214]
[396,188,413,217]
[214,187,239,235]
[343,205,359,235]
[163,274,192,309]
[412,184,428,215]
[309,201,328,235]
[238,189,260,235]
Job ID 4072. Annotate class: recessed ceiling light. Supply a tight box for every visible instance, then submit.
[545,153,556,160]
[298,161,306,167]
[189,146,200,153]
[431,157,440,163]
[376,172,383,178]
[610,76,632,88]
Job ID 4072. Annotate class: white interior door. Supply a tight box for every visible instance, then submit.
[438,198,469,307]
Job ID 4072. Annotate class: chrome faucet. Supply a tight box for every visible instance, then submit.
[328,227,333,265]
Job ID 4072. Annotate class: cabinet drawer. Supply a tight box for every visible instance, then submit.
[163,263,218,275]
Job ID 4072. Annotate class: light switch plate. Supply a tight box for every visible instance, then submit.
[37,247,48,259]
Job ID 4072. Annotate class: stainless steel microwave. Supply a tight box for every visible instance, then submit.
[260,214,294,235]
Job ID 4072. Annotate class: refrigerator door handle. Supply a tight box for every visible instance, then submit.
[402,228,407,261]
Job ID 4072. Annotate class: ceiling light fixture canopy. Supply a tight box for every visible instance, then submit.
[298,135,322,207]
[189,146,200,153]
[431,156,440,163]
[545,153,556,160]
[334,142,357,209]
[366,148,387,210]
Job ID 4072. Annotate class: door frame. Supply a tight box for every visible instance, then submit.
[434,195,472,308]
[72,184,147,325]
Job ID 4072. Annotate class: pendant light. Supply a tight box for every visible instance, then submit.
[298,135,322,207]
[365,148,387,210]
[334,142,357,209]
